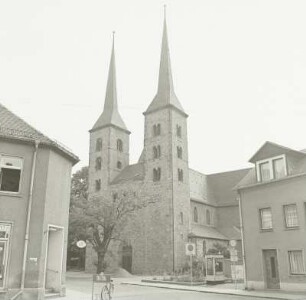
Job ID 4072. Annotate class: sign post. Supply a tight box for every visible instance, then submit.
[186,243,196,285]
[229,240,238,289]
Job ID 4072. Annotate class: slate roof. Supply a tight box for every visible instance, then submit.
[111,163,145,185]
[0,103,79,164]
[189,224,228,240]
[91,38,129,133]
[207,168,251,206]
[144,18,186,116]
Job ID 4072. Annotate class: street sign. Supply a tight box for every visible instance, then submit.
[229,239,237,247]
[185,243,196,256]
[231,255,238,262]
[230,249,238,262]
[76,240,86,249]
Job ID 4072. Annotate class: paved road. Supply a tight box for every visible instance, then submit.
[65,275,273,300]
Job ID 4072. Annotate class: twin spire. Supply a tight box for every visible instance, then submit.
[91,9,186,133]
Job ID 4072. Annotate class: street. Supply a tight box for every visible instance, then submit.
[64,273,278,300]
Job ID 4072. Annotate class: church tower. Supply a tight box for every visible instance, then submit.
[89,35,130,196]
[143,11,190,272]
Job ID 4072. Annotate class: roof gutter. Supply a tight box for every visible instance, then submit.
[21,140,39,290]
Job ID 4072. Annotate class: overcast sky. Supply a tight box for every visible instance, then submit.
[1,0,306,174]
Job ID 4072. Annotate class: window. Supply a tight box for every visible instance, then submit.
[206,209,211,225]
[176,125,182,138]
[95,157,102,171]
[288,251,305,275]
[284,204,298,228]
[0,156,22,193]
[153,124,161,136]
[96,138,102,151]
[112,193,118,200]
[95,179,101,191]
[117,139,123,152]
[256,155,287,182]
[177,146,182,159]
[273,158,286,179]
[259,208,273,230]
[178,169,183,182]
[153,168,161,182]
[194,207,198,223]
[259,162,270,182]
[117,161,122,169]
[153,146,161,159]
[180,212,184,224]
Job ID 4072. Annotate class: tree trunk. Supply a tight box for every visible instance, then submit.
[96,249,106,274]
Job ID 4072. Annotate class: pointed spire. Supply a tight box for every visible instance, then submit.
[91,33,130,133]
[145,7,187,116]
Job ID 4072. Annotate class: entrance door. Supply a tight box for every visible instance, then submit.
[263,249,280,289]
[45,227,64,293]
[0,241,7,288]
[122,245,132,273]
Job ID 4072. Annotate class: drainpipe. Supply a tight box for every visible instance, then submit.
[238,192,248,290]
[21,140,40,289]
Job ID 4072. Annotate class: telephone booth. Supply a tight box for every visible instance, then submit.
[205,254,226,284]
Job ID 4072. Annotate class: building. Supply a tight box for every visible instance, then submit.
[86,16,249,275]
[0,104,78,299]
[236,141,306,292]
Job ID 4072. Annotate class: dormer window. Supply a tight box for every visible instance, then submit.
[256,155,287,182]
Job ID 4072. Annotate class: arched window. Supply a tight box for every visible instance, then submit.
[153,167,161,182]
[95,179,101,191]
[153,146,161,159]
[112,193,118,200]
[176,125,182,138]
[180,212,184,224]
[177,146,183,159]
[96,138,102,151]
[117,139,123,152]
[153,124,161,136]
[203,240,207,255]
[178,168,184,182]
[95,157,102,171]
[194,207,198,223]
[117,161,122,169]
[206,209,211,225]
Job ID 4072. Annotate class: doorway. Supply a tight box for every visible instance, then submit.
[0,223,11,290]
[45,226,64,293]
[262,249,280,289]
[122,245,132,273]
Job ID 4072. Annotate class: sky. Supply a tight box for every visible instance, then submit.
[1,0,306,174]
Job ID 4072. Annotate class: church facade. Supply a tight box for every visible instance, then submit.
[86,17,249,274]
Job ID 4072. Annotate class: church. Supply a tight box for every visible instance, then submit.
[86,15,249,274]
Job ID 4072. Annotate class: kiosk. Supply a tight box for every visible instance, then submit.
[205,254,226,284]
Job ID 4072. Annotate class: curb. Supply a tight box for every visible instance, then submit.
[121,282,305,300]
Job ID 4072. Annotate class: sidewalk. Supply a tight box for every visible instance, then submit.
[121,277,306,300]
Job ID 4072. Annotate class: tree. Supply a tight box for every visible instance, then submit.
[68,167,153,273]
[67,166,89,270]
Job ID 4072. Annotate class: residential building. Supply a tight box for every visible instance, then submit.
[236,141,306,292]
[86,16,248,275]
[0,104,78,299]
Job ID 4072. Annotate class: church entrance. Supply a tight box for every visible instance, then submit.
[122,245,132,273]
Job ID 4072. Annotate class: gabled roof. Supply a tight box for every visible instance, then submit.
[110,163,144,185]
[0,103,79,164]
[249,141,305,163]
[91,36,129,133]
[144,15,186,117]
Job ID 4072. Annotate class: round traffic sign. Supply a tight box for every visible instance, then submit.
[76,240,86,249]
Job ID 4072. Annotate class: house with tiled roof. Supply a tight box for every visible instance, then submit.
[0,103,78,299]
[85,15,249,276]
[236,141,306,292]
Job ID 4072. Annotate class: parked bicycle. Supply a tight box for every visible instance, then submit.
[92,273,114,300]
[100,277,114,300]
